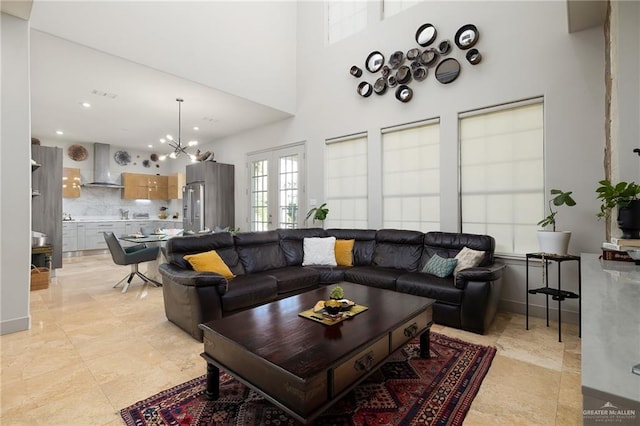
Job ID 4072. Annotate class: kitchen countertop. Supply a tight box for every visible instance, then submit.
[581,253,640,409]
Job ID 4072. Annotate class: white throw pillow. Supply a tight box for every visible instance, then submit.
[302,237,337,266]
[453,246,485,276]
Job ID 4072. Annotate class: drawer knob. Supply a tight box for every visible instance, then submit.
[403,322,419,338]
[353,351,374,372]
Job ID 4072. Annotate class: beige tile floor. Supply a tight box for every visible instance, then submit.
[1,253,582,425]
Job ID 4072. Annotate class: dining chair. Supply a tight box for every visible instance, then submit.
[103,231,160,293]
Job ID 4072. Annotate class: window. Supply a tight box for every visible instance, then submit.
[459,99,544,255]
[382,120,440,231]
[383,0,421,19]
[278,154,299,229]
[326,1,367,44]
[249,158,269,231]
[325,133,368,228]
[248,144,305,232]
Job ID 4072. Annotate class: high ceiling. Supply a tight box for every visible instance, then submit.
[6,0,604,154]
[29,30,292,152]
[10,0,297,153]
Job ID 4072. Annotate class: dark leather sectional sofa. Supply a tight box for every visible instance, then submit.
[159,228,506,341]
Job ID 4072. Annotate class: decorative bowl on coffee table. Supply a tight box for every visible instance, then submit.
[324,299,342,315]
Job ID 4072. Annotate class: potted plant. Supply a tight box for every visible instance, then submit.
[596,180,640,238]
[536,189,576,254]
[305,202,329,225]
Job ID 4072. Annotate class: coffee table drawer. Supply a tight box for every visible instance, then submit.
[391,310,430,352]
[332,336,389,395]
[205,335,328,416]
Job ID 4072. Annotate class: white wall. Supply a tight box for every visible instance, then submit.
[29,1,298,113]
[195,1,606,322]
[1,13,32,334]
[613,0,640,183]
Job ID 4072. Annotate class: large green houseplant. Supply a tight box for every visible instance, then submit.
[596,180,640,238]
[536,189,576,254]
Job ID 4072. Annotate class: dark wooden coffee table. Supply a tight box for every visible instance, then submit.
[199,282,434,424]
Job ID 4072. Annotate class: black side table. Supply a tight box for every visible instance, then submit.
[525,252,581,342]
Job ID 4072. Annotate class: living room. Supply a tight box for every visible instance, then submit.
[2,0,638,424]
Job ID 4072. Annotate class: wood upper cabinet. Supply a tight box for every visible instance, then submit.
[122,172,168,200]
[149,175,168,200]
[168,172,185,199]
[62,167,81,198]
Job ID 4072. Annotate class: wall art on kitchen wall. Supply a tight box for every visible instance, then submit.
[68,144,89,161]
[114,150,131,166]
[349,23,482,102]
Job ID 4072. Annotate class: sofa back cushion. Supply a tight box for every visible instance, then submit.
[372,229,424,271]
[165,232,244,275]
[326,229,377,266]
[422,232,495,269]
[277,228,327,265]
[234,230,287,273]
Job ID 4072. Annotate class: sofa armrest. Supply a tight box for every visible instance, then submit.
[159,263,228,295]
[455,261,506,289]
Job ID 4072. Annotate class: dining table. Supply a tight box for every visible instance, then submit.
[118,234,173,283]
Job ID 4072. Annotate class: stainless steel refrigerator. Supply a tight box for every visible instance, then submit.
[183,162,234,233]
[183,182,204,233]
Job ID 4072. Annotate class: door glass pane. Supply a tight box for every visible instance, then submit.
[279,154,299,229]
[251,159,269,231]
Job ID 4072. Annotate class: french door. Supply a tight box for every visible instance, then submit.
[247,144,305,231]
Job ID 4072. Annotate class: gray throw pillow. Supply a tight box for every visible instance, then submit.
[422,254,458,278]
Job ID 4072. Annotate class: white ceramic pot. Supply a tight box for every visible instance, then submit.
[536,231,571,255]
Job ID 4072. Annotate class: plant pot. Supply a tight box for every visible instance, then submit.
[537,231,571,255]
[617,199,640,239]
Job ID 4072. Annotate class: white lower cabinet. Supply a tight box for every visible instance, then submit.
[62,222,78,252]
[64,219,184,254]
[78,222,126,251]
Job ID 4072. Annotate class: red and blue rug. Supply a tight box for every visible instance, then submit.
[120,332,496,425]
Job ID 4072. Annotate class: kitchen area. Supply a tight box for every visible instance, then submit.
[31,141,234,288]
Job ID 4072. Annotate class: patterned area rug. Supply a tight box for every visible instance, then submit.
[120,332,496,426]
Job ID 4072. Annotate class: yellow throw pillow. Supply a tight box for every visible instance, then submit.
[183,250,235,279]
[334,239,355,266]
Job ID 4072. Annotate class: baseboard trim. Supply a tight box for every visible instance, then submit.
[499,299,579,325]
[0,315,30,335]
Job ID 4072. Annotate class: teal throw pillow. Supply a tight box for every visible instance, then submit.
[423,254,458,278]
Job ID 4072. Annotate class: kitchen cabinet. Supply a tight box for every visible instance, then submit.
[62,167,81,198]
[125,221,155,235]
[62,222,78,252]
[122,173,148,199]
[149,175,168,200]
[63,219,184,254]
[122,172,168,200]
[32,145,63,269]
[78,222,125,251]
[168,172,185,200]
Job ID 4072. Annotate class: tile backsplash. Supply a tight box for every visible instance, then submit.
[63,186,182,219]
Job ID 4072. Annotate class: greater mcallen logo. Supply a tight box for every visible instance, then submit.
[583,402,637,422]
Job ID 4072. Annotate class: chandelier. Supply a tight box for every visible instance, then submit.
[159,98,198,161]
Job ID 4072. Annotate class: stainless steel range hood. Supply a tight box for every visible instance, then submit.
[82,143,124,188]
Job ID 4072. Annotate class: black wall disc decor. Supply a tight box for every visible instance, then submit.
[349,22,482,102]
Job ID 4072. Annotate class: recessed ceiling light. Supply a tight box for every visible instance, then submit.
[159,138,166,143]
[81,102,91,108]
[193,126,199,131]
[148,144,153,148]
[56,130,64,135]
